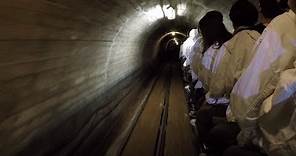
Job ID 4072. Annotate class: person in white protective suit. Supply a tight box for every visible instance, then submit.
[187,31,203,82]
[208,0,263,105]
[180,29,199,83]
[183,29,200,67]
[211,0,286,108]
[223,0,296,156]
[184,30,206,119]
[258,63,296,156]
[180,29,198,66]
[212,0,286,111]
[224,57,296,156]
[190,32,204,90]
[185,29,202,83]
[230,6,296,134]
[192,11,232,92]
[191,10,233,150]
[197,1,265,155]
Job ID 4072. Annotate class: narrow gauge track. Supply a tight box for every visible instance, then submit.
[110,64,196,156]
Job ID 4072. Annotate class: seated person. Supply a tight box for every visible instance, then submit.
[259,0,287,25]
[180,29,199,83]
[225,0,295,155]
[191,10,232,146]
[259,61,296,156]
[199,0,262,155]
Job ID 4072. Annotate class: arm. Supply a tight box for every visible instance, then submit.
[209,47,234,98]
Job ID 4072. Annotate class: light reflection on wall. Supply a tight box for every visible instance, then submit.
[143,4,187,21]
[173,38,179,45]
[144,5,164,22]
[177,4,187,16]
[163,5,176,20]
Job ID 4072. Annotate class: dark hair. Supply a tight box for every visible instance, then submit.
[259,0,285,19]
[199,11,232,53]
[229,0,258,28]
[278,0,289,11]
[253,23,266,34]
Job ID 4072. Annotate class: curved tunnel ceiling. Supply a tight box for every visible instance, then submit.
[0,0,257,155]
[112,0,241,72]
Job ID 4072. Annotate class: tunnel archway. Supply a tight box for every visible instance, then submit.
[139,18,195,64]
[157,31,187,62]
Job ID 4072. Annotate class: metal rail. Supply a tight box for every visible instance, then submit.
[154,64,171,156]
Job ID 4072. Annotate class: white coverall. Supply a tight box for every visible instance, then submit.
[230,10,296,122]
[207,28,260,105]
[259,62,296,156]
[181,29,203,88]
[229,11,296,154]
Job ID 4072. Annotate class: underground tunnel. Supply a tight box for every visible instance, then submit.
[0,0,262,156]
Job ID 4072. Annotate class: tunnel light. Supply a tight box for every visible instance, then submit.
[144,5,164,22]
[163,5,176,20]
[173,38,179,45]
[171,32,176,36]
[177,4,187,16]
[144,4,177,21]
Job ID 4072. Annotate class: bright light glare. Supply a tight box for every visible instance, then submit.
[174,38,179,45]
[144,5,164,22]
[177,4,187,16]
[163,5,176,20]
[144,4,177,21]
[171,32,176,36]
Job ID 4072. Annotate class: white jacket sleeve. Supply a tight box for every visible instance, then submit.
[259,61,296,156]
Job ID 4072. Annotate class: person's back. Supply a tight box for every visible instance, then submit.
[209,30,260,99]
[192,11,232,91]
[183,29,198,66]
[193,11,233,154]
[198,44,221,91]
[230,10,296,122]
[187,30,203,82]
[181,30,196,66]
[259,61,296,155]
[198,1,264,155]
[209,0,261,101]
[256,2,296,155]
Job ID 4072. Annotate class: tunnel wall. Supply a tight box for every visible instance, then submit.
[0,1,159,155]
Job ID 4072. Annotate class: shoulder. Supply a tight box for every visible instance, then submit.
[224,30,259,53]
[204,45,218,54]
[268,10,296,36]
[235,30,260,42]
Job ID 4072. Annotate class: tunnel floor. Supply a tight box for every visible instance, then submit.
[115,64,197,156]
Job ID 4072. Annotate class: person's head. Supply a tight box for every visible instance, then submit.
[289,0,296,13]
[198,11,232,52]
[259,0,285,20]
[229,0,258,29]
[278,0,289,11]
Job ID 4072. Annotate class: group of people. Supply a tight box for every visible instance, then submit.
[179,0,296,156]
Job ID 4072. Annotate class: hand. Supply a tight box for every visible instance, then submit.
[237,119,260,146]
[237,128,254,146]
